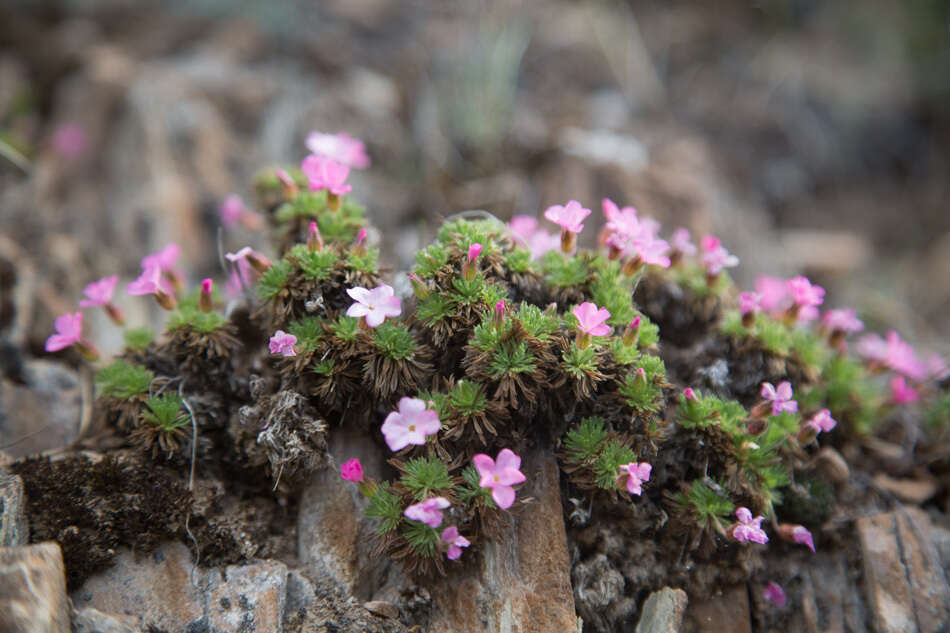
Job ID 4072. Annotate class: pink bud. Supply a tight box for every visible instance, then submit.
[622,316,641,346]
[684,387,697,401]
[408,273,430,300]
[340,458,364,483]
[468,243,483,263]
[308,221,324,251]
[199,278,213,313]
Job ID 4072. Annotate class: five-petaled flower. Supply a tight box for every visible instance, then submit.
[340,458,364,483]
[857,330,927,381]
[269,330,297,357]
[786,276,824,322]
[805,409,836,435]
[141,243,181,276]
[305,131,370,168]
[545,200,591,253]
[301,154,352,196]
[79,275,125,325]
[404,497,450,528]
[763,582,786,607]
[573,302,611,336]
[346,284,402,328]
[127,264,177,310]
[761,381,798,415]
[618,462,652,496]
[700,235,739,277]
[731,507,769,544]
[381,397,441,452]
[473,448,526,510]
[45,312,82,352]
[441,526,471,560]
[671,228,697,257]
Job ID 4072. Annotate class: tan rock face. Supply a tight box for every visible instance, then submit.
[0,542,71,633]
[0,473,28,546]
[683,584,751,633]
[636,587,688,633]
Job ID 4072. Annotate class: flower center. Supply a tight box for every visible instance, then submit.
[409,425,416,432]
[493,475,499,483]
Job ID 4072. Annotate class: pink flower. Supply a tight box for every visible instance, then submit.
[755,275,792,314]
[683,387,697,400]
[763,582,786,607]
[301,154,352,196]
[573,302,611,336]
[381,397,441,451]
[141,243,180,274]
[602,198,642,241]
[51,122,88,159]
[618,462,652,496]
[340,458,364,483]
[671,228,697,256]
[732,507,768,544]
[404,497,450,528]
[45,312,84,352]
[269,330,297,357]
[305,131,370,168]
[79,275,118,307]
[738,292,761,316]
[468,243,482,263]
[127,265,176,309]
[544,200,590,234]
[625,234,671,269]
[225,247,271,273]
[219,194,245,228]
[792,525,815,552]
[700,235,739,276]
[509,215,539,239]
[441,525,471,560]
[787,276,824,322]
[473,448,526,510]
[346,284,402,328]
[822,309,863,334]
[526,230,561,259]
[890,375,919,404]
[805,409,836,434]
[761,381,798,415]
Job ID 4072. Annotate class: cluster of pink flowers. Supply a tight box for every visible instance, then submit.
[346,283,402,328]
[600,199,670,272]
[508,216,561,260]
[741,274,827,324]
[700,235,739,279]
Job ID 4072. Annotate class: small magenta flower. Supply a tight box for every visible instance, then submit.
[301,154,352,199]
[340,458,364,483]
[738,291,761,316]
[573,302,611,349]
[199,278,214,313]
[404,497,450,528]
[731,507,768,544]
[269,330,297,357]
[79,275,125,325]
[45,312,98,360]
[441,526,471,560]
[756,275,792,314]
[381,397,441,452]
[621,234,671,274]
[805,409,836,434]
[617,462,652,496]
[700,235,739,279]
[462,243,483,281]
[226,247,272,274]
[346,284,402,328]
[602,198,643,252]
[305,131,371,168]
[763,582,787,607]
[857,331,927,380]
[793,525,815,552]
[890,375,919,405]
[670,228,697,258]
[473,448,526,510]
[683,387,697,401]
[494,300,505,325]
[545,200,591,253]
[127,265,177,310]
[760,381,798,415]
[786,276,824,323]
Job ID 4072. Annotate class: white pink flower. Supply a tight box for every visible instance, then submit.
[700,235,739,276]
[346,284,402,328]
[671,228,697,257]
[618,462,652,496]
[301,154,352,196]
[219,194,246,228]
[544,200,590,234]
[761,381,798,415]
[473,448,526,510]
[127,264,176,310]
[305,131,370,168]
[805,409,836,434]
[573,302,611,337]
[269,330,297,357]
[381,397,441,452]
[822,308,863,334]
[792,525,815,552]
[441,525,471,560]
[404,497,450,528]
[857,331,927,381]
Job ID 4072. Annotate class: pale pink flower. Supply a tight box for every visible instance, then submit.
[890,375,919,404]
[509,215,538,239]
[404,497,450,528]
[738,291,761,316]
[755,275,792,314]
[544,200,590,234]
[381,397,441,452]
[732,507,768,544]
[219,194,245,228]
[857,331,927,380]
[700,235,739,276]
[671,228,697,256]
[602,198,642,240]
[51,122,88,159]
[473,448,526,510]
[927,354,949,381]
[441,526,471,560]
[525,229,561,260]
[787,276,824,322]
[573,302,611,337]
[269,330,297,357]
[79,275,119,307]
[625,234,671,268]
[141,243,180,274]
[822,309,863,334]
[305,131,370,168]
[225,247,272,273]
[617,462,652,496]
[761,381,798,415]
[44,312,84,352]
[805,409,836,434]
[346,284,402,328]
[127,265,166,297]
[340,458,364,483]
[763,582,786,607]
[792,525,815,552]
[301,154,352,196]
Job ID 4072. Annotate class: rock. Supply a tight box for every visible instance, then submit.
[636,587,688,633]
[0,472,28,545]
[427,450,578,633]
[683,584,750,633]
[805,553,869,633]
[0,542,71,633]
[872,473,939,505]
[0,361,81,458]
[364,600,399,619]
[857,509,950,633]
[71,607,141,633]
[284,569,316,616]
[814,447,850,485]
[72,541,288,633]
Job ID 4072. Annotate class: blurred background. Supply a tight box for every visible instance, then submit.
[1,0,949,362]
